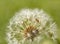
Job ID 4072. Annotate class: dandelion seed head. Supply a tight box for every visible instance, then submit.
[6,8,57,44]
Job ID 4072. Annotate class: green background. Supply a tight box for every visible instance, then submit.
[0,0,60,44]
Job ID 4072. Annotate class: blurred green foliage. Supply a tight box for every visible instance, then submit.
[0,0,60,44]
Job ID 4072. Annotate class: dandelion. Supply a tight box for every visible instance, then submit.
[6,8,57,44]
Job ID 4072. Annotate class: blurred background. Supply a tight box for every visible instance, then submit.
[0,0,60,44]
